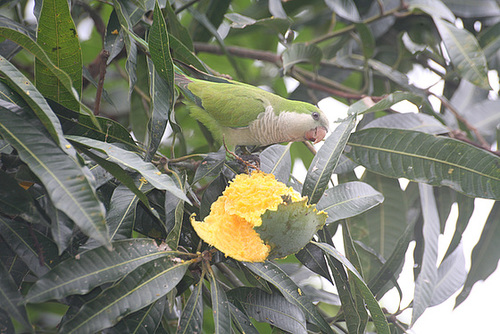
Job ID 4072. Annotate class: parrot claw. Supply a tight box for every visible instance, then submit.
[305,126,328,144]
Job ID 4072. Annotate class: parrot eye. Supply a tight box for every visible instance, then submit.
[312,112,320,121]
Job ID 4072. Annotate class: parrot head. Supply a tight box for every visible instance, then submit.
[281,101,329,145]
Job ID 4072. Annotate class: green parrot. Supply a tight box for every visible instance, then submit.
[175,72,329,149]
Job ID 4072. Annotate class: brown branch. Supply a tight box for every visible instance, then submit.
[194,42,282,65]
[428,92,490,149]
[94,49,110,115]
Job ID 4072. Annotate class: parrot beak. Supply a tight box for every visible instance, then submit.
[305,126,328,144]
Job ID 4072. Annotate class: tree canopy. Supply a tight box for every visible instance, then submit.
[1,0,500,333]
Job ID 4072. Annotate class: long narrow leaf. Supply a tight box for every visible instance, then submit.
[35,0,82,110]
[25,239,168,303]
[313,242,390,334]
[412,184,440,324]
[302,114,356,204]
[346,128,500,200]
[0,260,32,332]
[208,271,231,334]
[177,278,204,334]
[59,257,191,334]
[0,109,109,247]
[245,262,334,334]
[67,136,189,203]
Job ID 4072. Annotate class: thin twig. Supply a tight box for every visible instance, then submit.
[428,91,490,149]
[94,49,110,115]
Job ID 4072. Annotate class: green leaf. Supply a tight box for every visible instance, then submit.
[434,18,491,90]
[260,143,292,184]
[59,256,191,334]
[313,242,390,334]
[177,278,204,334]
[317,181,384,224]
[225,13,290,35]
[245,262,334,334]
[368,217,416,298]
[282,43,323,74]
[347,91,423,115]
[107,297,166,334]
[0,170,48,225]
[430,244,466,307]
[35,0,82,111]
[412,184,440,325]
[228,302,259,334]
[67,136,189,203]
[25,239,167,303]
[0,109,109,247]
[455,201,500,307]
[302,115,356,204]
[324,0,361,22]
[193,150,225,183]
[164,2,193,50]
[0,260,32,332]
[0,216,59,277]
[346,128,500,199]
[296,243,333,284]
[356,23,375,58]
[208,271,231,334]
[362,113,449,134]
[145,58,173,161]
[0,24,96,124]
[227,287,307,334]
[165,175,186,250]
[256,199,327,259]
[105,180,151,241]
[0,56,66,148]
[407,0,455,22]
[113,0,138,96]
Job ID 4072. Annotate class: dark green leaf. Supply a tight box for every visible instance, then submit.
[0,170,48,225]
[346,128,500,200]
[302,115,356,204]
[260,143,292,184]
[227,287,307,334]
[107,297,167,334]
[362,113,449,134]
[296,242,333,284]
[317,181,384,224]
[35,0,82,110]
[193,150,225,183]
[434,17,491,90]
[208,271,231,334]
[0,217,59,277]
[67,136,189,203]
[177,278,204,334]
[59,256,191,334]
[455,201,500,307]
[348,91,423,115]
[0,109,109,247]
[0,260,32,332]
[25,239,168,303]
[245,262,334,334]
[356,23,375,58]
[282,43,322,74]
[324,0,361,22]
[228,302,259,334]
[412,184,440,325]
[313,242,390,334]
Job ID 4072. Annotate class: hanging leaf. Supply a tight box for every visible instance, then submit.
[35,0,82,111]
[434,18,491,90]
[302,115,356,204]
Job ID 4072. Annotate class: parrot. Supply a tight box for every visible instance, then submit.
[174,71,329,149]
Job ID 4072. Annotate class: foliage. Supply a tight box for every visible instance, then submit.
[1,0,500,333]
